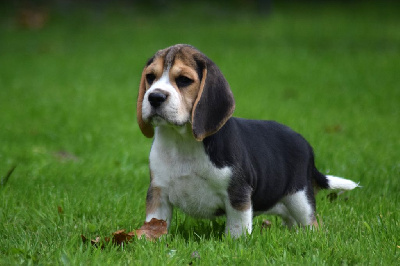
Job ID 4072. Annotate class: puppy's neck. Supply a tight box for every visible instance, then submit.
[152,123,204,159]
[154,123,197,143]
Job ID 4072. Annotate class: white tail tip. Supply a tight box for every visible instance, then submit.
[326,175,360,190]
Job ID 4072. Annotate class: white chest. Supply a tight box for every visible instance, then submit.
[149,127,232,218]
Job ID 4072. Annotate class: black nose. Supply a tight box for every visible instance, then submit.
[148,91,168,108]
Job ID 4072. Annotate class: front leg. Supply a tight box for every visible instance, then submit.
[225,182,253,237]
[225,200,253,238]
[145,185,173,229]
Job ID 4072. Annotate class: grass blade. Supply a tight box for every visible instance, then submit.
[1,165,16,188]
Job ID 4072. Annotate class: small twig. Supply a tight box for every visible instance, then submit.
[1,165,16,188]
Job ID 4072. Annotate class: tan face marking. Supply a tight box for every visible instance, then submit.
[144,57,164,90]
[137,44,235,140]
[141,48,202,126]
[169,59,201,120]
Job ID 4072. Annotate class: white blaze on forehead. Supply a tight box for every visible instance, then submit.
[149,69,173,91]
[163,44,186,69]
[142,68,190,126]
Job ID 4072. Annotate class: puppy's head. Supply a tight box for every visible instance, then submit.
[137,44,235,141]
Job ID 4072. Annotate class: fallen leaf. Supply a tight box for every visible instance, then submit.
[134,218,168,240]
[112,229,135,245]
[189,251,201,266]
[260,219,272,233]
[81,235,104,249]
[191,251,200,259]
[324,124,343,134]
[80,218,167,248]
[327,192,338,202]
[92,237,101,245]
[53,150,79,162]
[17,8,49,29]
[327,191,346,202]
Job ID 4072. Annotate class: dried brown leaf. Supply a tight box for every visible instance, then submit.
[17,8,49,29]
[81,234,106,249]
[53,150,79,162]
[134,218,168,240]
[81,234,88,243]
[112,229,134,245]
[191,251,200,259]
[327,192,338,202]
[260,219,272,233]
[324,124,343,134]
[80,218,167,249]
[91,237,101,245]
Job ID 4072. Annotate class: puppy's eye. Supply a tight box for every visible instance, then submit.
[146,73,156,85]
[175,76,194,88]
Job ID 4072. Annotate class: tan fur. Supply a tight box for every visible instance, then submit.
[234,201,252,212]
[191,67,207,139]
[146,186,162,215]
[138,46,204,138]
[312,214,322,228]
[137,44,234,141]
[170,59,201,118]
[312,219,319,227]
[137,56,165,138]
[137,69,154,138]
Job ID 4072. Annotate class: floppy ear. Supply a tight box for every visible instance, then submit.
[137,67,154,138]
[192,57,235,141]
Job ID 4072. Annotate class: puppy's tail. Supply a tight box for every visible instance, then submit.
[313,169,360,190]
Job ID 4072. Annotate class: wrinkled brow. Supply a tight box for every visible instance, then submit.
[146,56,155,66]
[164,47,179,69]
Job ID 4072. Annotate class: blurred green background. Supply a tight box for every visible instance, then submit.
[0,0,399,264]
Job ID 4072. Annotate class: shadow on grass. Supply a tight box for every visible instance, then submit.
[168,212,286,241]
[169,213,226,241]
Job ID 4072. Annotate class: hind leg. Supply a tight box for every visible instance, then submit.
[265,203,298,228]
[282,189,318,227]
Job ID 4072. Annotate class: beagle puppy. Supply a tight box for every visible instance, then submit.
[137,44,358,237]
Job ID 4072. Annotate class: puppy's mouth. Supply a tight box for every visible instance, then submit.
[149,114,167,126]
[146,113,188,128]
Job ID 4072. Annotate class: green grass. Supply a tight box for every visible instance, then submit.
[1,2,399,264]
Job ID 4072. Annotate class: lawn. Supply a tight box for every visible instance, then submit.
[1,1,399,264]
